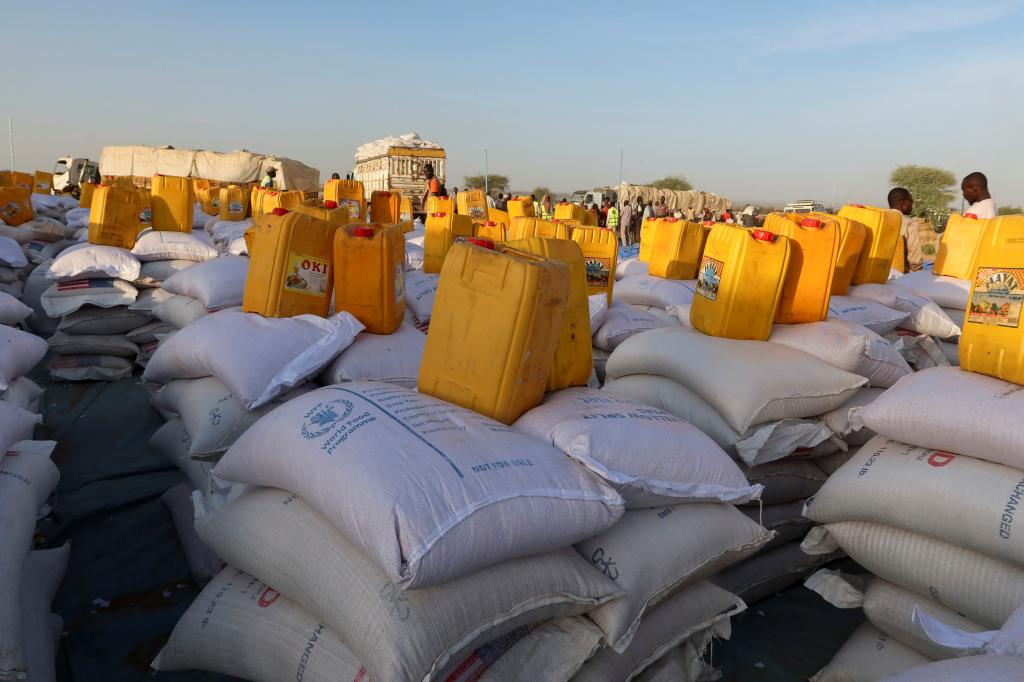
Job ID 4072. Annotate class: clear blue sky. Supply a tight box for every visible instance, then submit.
[5,0,1022,207]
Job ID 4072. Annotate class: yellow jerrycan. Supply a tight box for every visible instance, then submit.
[762,212,800,233]
[554,202,586,223]
[838,204,902,285]
[197,186,220,216]
[294,199,350,227]
[219,185,251,221]
[647,218,705,280]
[423,210,475,273]
[399,196,414,232]
[324,179,366,222]
[457,189,489,220]
[250,186,266,217]
[506,197,535,218]
[192,178,212,194]
[639,217,662,262]
[0,186,34,226]
[487,207,511,232]
[370,190,401,223]
[243,208,341,318]
[333,223,406,334]
[690,226,792,341]
[33,171,53,195]
[504,237,592,391]
[79,182,99,209]
[261,190,304,215]
[934,213,987,280]
[88,186,141,249]
[766,217,840,324]
[960,215,1024,384]
[138,188,152,229]
[571,226,619,301]
[827,213,866,295]
[425,195,454,215]
[474,220,506,243]
[891,235,907,273]
[151,175,195,232]
[1,171,33,191]
[508,217,570,241]
[418,242,570,425]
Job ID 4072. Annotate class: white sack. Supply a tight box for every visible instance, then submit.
[152,294,208,329]
[0,293,32,326]
[56,306,151,335]
[2,377,45,415]
[47,332,138,359]
[880,656,1024,682]
[605,327,867,433]
[213,383,624,589]
[478,617,604,682]
[0,236,27,268]
[48,354,133,382]
[821,387,885,442]
[743,459,826,505]
[848,283,961,339]
[589,293,608,334]
[893,270,971,310]
[514,388,761,507]
[769,320,911,388]
[40,278,138,318]
[145,310,362,410]
[149,420,217,494]
[127,287,173,313]
[404,270,438,323]
[593,303,670,352]
[134,259,195,288]
[317,323,425,389]
[159,483,224,586]
[0,326,48,392]
[195,488,622,682]
[853,367,1024,471]
[161,255,248,310]
[20,544,70,682]
[812,622,933,682]
[615,257,649,280]
[131,229,217,262]
[828,295,910,335]
[613,275,696,309]
[47,244,140,282]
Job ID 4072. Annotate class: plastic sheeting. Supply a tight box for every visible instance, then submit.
[618,182,732,213]
[354,132,442,161]
[99,146,320,193]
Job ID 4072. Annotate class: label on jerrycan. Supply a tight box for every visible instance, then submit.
[285,252,330,296]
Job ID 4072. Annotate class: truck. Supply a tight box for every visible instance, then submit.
[571,187,618,209]
[52,156,101,196]
[351,133,445,214]
[96,145,320,193]
[783,199,829,214]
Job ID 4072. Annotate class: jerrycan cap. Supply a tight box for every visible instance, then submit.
[850,203,865,208]
[467,238,495,249]
[752,229,777,242]
[484,220,496,226]
[323,200,339,209]
[665,217,678,222]
[703,220,715,226]
[431,211,447,218]
[352,226,375,238]
[800,218,822,228]
[965,213,978,219]
[271,208,290,216]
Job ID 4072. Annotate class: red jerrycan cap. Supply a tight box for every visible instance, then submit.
[964,213,978,219]
[703,220,715,226]
[484,220,496,226]
[352,226,375,238]
[323,200,338,209]
[271,207,290,216]
[850,203,865,208]
[431,211,447,218]
[467,238,495,249]
[751,229,777,242]
[800,218,822,228]
[665,217,678,222]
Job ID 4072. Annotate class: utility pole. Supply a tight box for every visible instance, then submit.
[484,149,489,197]
[7,118,13,171]
[618,149,623,208]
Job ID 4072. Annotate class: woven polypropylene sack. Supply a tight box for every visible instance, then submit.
[20,544,69,682]
[880,656,1024,682]
[605,327,867,433]
[130,229,217,262]
[514,388,761,507]
[613,275,696,309]
[821,386,885,443]
[615,257,649,280]
[805,434,1024,568]
[195,488,622,682]
[2,377,44,415]
[159,483,224,586]
[317,323,425,389]
[47,244,141,282]
[827,295,910,335]
[0,293,31,326]
[149,420,217,494]
[575,503,770,651]
[892,270,971,310]
[742,459,826,505]
[0,325,48,391]
[853,367,1024,470]
[56,306,151,335]
[152,566,366,682]
[477,617,603,682]
[574,581,742,682]
[135,259,195,288]
[404,270,438,322]
[0,402,41,454]
[152,294,208,329]
[212,383,624,588]
[0,441,59,678]
[144,310,363,410]
[40,278,138,318]
[769,320,911,388]
[593,304,670,352]
[812,622,932,682]
[848,283,960,339]
[48,354,132,382]
[160,255,248,310]
[712,541,832,606]
[47,332,138,358]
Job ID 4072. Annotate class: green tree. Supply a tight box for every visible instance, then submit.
[463,174,509,193]
[531,186,552,199]
[888,165,956,219]
[998,205,1023,215]
[649,175,692,191]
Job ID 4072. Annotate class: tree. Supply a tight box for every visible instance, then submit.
[998,205,1023,215]
[463,174,509,193]
[649,175,692,191]
[531,186,552,199]
[888,165,956,219]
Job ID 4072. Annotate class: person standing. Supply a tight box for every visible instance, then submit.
[497,193,508,211]
[531,194,540,217]
[654,197,668,218]
[961,171,997,218]
[486,192,495,208]
[451,186,459,206]
[642,200,653,221]
[607,201,620,237]
[261,167,277,188]
[421,163,441,210]
[540,194,553,220]
[887,187,924,272]
[618,200,633,245]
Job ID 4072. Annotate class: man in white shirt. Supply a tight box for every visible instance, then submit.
[961,171,997,218]
[887,187,923,272]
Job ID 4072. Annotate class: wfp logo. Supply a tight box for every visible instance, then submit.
[300,398,355,440]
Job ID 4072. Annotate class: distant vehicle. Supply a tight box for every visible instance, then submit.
[571,187,618,207]
[352,134,446,215]
[52,156,100,196]
[783,200,829,214]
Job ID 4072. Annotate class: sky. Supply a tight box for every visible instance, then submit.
[4,0,1023,207]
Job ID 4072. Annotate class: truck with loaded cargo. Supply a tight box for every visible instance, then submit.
[351,133,445,215]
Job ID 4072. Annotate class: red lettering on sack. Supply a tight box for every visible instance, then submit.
[258,587,281,608]
[927,452,956,467]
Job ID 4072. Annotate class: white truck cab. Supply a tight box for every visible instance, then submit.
[783,200,828,214]
[53,157,100,195]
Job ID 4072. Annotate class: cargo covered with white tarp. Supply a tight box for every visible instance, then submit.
[98,146,320,192]
[618,182,731,213]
